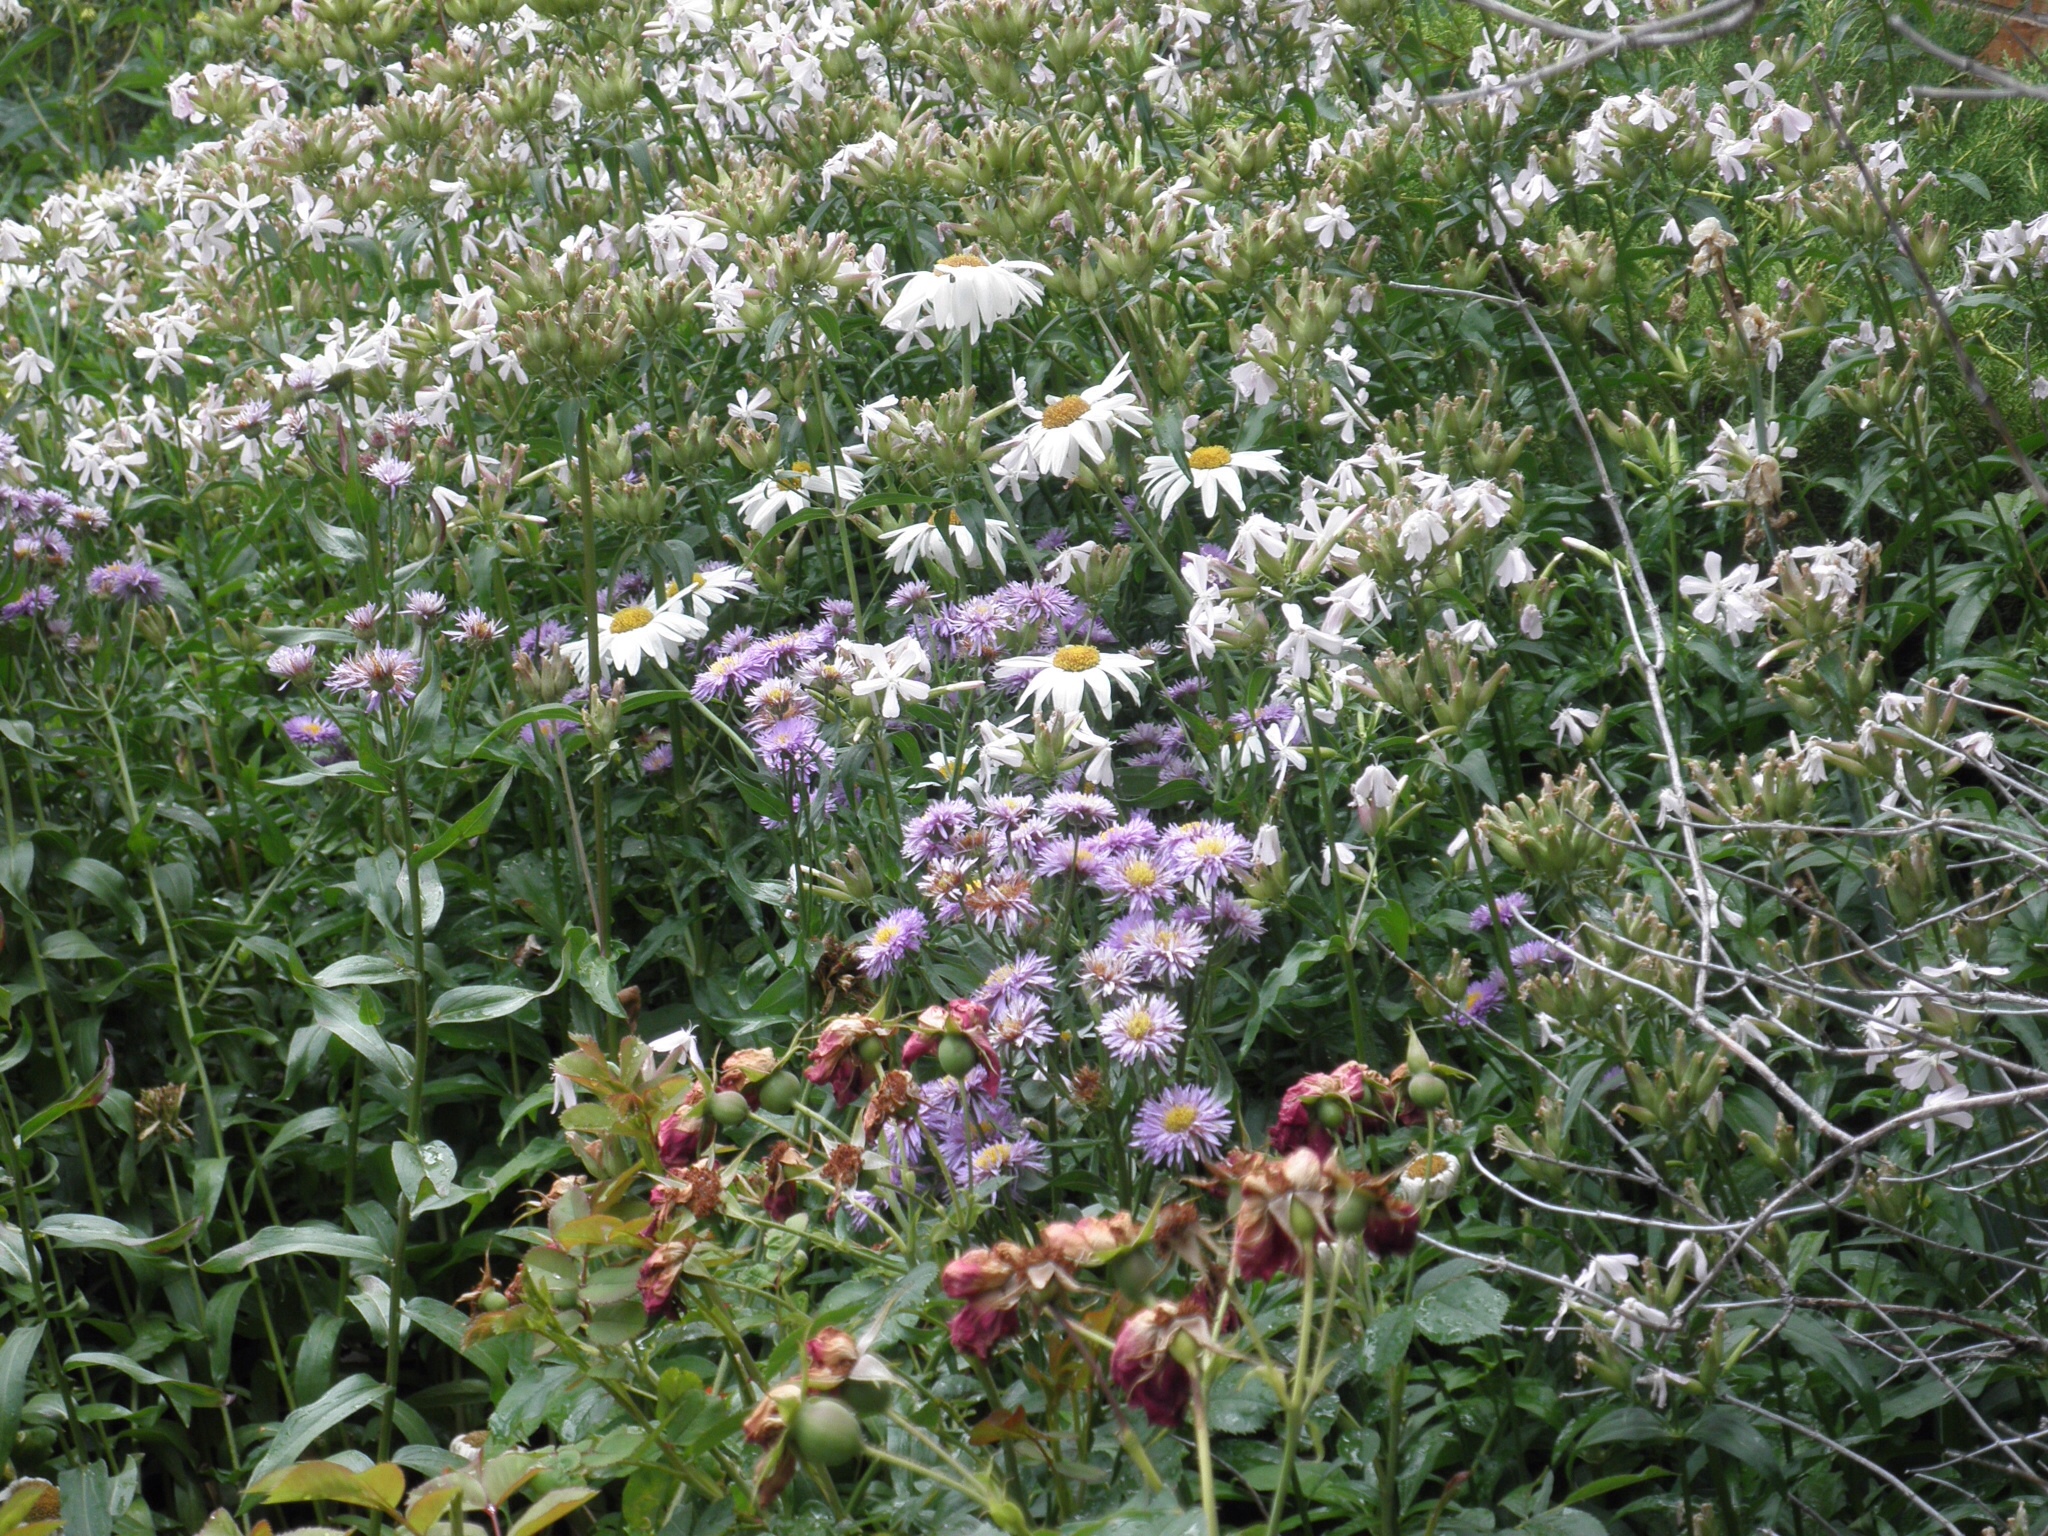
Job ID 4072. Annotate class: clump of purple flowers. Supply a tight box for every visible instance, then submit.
[1470,892,1532,932]
[85,561,166,605]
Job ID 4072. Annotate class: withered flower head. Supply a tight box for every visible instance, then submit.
[136,1083,190,1146]
[720,1047,779,1093]
[1111,1295,1214,1427]
[860,1067,916,1145]
[637,1237,698,1317]
[806,1012,892,1106]
[822,1141,864,1188]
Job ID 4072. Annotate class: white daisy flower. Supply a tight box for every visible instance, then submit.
[877,510,1017,577]
[993,643,1151,718]
[880,252,1049,345]
[1396,1151,1459,1204]
[667,563,759,617]
[1138,443,1287,520]
[572,596,706,680]
[731,459,865,536]
[998,356,1151,486]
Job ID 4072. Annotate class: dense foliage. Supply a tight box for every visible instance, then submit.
[4,0,2048,1531]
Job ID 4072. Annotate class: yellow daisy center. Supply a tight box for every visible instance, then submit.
[936,253,989,269]
[1408,1153,1450,1179]
[1188,445,1233,470]
[1041,395,1091,430]
[609,605,655,634]
[790,460,813,474]
[1162,1104,1199,1133]
[1052,643,1101,673]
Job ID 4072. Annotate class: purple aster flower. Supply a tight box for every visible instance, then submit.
[1131,1085,1234,1169]
[400,589,448,624]
[886,580,933,612]
[996,579,1084,629]
[1096,849,1178,912]
[1509,939,1563,973]
[325,647,422,711]
[855,907,927,979]
[1099,993,1185,1068]
[843,1189,886,1232]
[1088,817,1159,859]
[1043,791,1116,828]
[960,1134,1049,1187]
[1077,943,1136,1002]
[1203,892,1267,943]
[266,642,320,688]
[58,502,110,536]
[1,584,58,623]
[1161,820,1253,892]
[1470,892,1532,932]
[693,646,772,702]
[444,608,508,648]
[937,595,1010,658]
[1165,677,1205,706]
[364,454,414,496]
[987,994,1055,1055]
[1035,526,1070,552]
[600,571,649,609]
[976,951,1057,1004]
[1129,919,1211,985]
[343,602,386,639]
[960,869,1038,936]
[917,857,974,922]
[753,716,832,781]
[1031,836,1103,881]
[640,742,674,775]
[20,529,71,566]
[902,798,977,865]
[820,599,857,632]
[518,619,574,656]
[711,626,758,657]
[1453,970,1509,1026]
[85,560,166,604]
[282,715,345,754]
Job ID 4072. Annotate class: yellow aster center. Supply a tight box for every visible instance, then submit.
[1162,1104,1199,1133]
[1125,1012,1154,1039]
[936,253,989,269]
[1188,445,1233,470]
[1041,395,1091,430]
[609,605,655,633]
[1052,643,1101,673]
[1123,860,1159,888]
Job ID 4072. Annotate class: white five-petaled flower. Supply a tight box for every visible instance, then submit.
[1678,552,1776,638]
[1138,443,1287,520]
[844,636,931,718]
[994,644,1151,718]
[572,595,706,681]
[1552,705,1601,748]
[998,356,1151,486]
[1920,1083,1974,1154]
[1276,602,1353,678]
[1303,201,1355,248]
[880,252,1049,345]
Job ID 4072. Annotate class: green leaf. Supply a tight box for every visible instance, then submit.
[252,1460,404,1514]
[1688,1404,1778,1475]
[305,513,369,562]
[312,955,411,988]
[559,926,625,1017]
[428,984,539,1026]
[241,1373,386,1488]
[1573,1406,1667,1451]
[1362,1306,1414,1375]
[0,1323,45,1460]
[506,1487,598,1536]
[66,1351,223,1411]
[1415,1276,1508,1345]
[202,1224,389,1273]
[40,930,114,963]
[414,768,515,862]
[1203,1365,1280,1434]
[17,1045,112,1141]
[1515,1511,1608,1536]
[1240,938,1331,1061]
